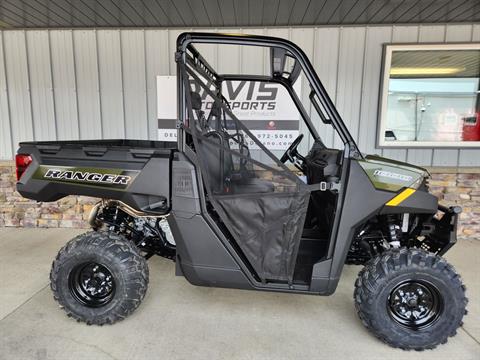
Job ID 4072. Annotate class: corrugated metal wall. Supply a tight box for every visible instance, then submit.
[1,24,479,166]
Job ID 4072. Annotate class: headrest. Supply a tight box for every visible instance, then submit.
[210,100,222,118]
[190,92,202,110]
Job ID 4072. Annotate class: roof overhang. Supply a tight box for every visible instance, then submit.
[0,0,479,29]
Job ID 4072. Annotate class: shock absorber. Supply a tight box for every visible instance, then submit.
[384,214,402,248]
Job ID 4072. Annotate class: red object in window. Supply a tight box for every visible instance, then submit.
[462,113,480,141]
[15,154,32,180]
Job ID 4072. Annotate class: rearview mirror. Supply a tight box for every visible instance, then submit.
[270,47,301,85]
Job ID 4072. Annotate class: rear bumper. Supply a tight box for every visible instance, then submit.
[435,204,461,255]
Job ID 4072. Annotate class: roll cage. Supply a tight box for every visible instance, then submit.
[175,32,361,159]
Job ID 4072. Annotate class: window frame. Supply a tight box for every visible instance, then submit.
[377,42,480,149]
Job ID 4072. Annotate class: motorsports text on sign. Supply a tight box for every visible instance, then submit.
[157,76,301,150]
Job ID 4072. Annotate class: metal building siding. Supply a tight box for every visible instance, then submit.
[0,25,479,167]
[0,31,13,159]
[97,30,125,139]
[241,28,266,75]
[216,28,241,74]
[25,30,56,141]
[120,30,148,139]
[3,31,34,152]
[49,30,80,141]
[72,30,102,139]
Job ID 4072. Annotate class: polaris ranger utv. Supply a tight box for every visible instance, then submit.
[16,33,467,350]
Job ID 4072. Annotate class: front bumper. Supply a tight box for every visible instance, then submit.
[435,205,462,255]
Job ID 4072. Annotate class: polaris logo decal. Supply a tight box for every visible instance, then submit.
[34,165,139,190]
[373,169,413,182]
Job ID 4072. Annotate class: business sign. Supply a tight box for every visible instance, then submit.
[157,76,301,150]
[157,76,178,142]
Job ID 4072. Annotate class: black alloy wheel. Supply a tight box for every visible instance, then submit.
[354,248,468,350]
[51,231,149,325]
[388,280,442,330]
[68,262,116,307]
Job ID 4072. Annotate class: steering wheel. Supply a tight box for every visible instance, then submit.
[280,134,304,164]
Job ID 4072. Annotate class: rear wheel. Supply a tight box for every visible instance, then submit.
[50,231,149,325]
[354,248,467,350]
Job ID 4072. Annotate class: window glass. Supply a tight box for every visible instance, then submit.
[379,45,480,147]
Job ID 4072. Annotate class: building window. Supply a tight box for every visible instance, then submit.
[378,44,480,148]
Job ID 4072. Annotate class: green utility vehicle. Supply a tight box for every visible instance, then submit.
[16,33,467,350]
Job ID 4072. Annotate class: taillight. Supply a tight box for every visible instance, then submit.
[15,154,32,181]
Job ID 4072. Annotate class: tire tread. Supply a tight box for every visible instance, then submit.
[50,231,149,325]
[354,247,468,350]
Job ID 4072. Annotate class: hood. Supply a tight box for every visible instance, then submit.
[358,154,429,192]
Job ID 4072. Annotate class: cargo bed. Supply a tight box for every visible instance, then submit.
[16,140,177,214]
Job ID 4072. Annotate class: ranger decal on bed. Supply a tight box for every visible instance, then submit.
[33,165,139,190]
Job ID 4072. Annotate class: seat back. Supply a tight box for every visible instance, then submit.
[191,92,233,192]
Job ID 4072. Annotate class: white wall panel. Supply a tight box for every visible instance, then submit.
[0,24,478,168]
[240,28,266,75]
[216,28,241,74]
[26,30,56,141]
[73,30,101,139]
[97,30,125,139]
[0,32,13,159]
[3,31,34,150]
[194,27,218,70]
[120,30,148,139]
[473,24,480,41]
[49,30,79,141]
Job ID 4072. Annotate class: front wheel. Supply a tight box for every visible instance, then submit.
[354,248,467,350]
[50,231,149,325]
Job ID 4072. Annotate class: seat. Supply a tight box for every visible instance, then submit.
[231,177,274,194]
[190,91,274,195]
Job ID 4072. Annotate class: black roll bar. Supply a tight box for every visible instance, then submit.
[176,32,361,158]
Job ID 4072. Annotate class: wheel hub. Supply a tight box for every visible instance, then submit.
[68,262,115,307]
[388,280,443,330]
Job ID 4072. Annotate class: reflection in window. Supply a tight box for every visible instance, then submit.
[380,45,480,146]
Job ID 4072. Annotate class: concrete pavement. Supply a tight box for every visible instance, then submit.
[0,228,479,360]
